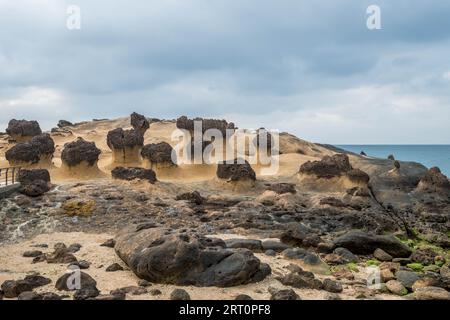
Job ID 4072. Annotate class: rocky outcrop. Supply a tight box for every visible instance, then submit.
[6,119,42,141]
[61,138,101,167]
[299,154,370,188]
[57,120,73,128]
[141,142,176,168]
[130,112,150,135]
[115,225,270,287]
[176,116,235,136]
[332,231,412,258]
[111,167,157,184]
[5,134,55,166]
[216,159,256,181]
[266,183,296,194]
[415,167,450,195]
[107,128,144,164]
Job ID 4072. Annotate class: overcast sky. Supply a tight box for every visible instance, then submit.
[1,0,449,144]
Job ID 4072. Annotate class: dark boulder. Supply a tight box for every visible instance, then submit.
[58,120,73,128]
[18,169,50,184]
[5,142,40,164]
[322,279,343,293]
[29,134,55,156]
[216,159,256,181]
[6,119,42,139]
[141,142,176,166]
[175,191,205,205]
[170,288,191,300]
[20,180,51,197]
[280,222,315,247]
[332,231,412,258]
[106,263,124,272]
[61,138,101,167]
[100,239,116,248]
[55,271,97,291]
[269,287,300,300]
[45,243,78,264]
[114,226,270,287]
[111,167,157,183]
[299,154,352,178]
[1,280,33,298]
[130,112,150,135]
[107,128,144,150]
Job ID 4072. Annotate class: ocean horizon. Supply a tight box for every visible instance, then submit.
[337,144,450,176]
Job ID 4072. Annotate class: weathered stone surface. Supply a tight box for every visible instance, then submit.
[61,138,101,166]
[18,169,50,185]
[333,247,358,263]
[58,120,73,128]
[269,287,300,300]
[106,263,124,272]
[395,270,421,290]
[235,294,253,300]
[175,191,205,205]
[23,250,43,258]
[414,286,450,300]
[176,116,234,136]
[6,119,42,138]
[107,128,144,150]
[416,167,450,194]
[374,248,393,262]
[45,243,78,264]
[225,239,263,251]
[55,271,97,291]
[130,112,150,135]
[411,248,438,266]
[386,280,408,296]
[322,279,343,293]
[20,179,51,197]
[100,239,116,248]
[1,280,33,298]
[111,167,157,183]
[280,222,315,247]
[261,240,291,252]
[170,288,191,300]
[29,134,55,156]
[5,143,40,164]
[141,142,176,165]
[216,159,256,181]
[332,231,412,258]
[282,248,323,266]
[115,226,270,287]
[266,183,296,194]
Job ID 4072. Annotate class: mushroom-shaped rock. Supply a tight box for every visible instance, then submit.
[61,138,101,167]
[416,167,450,195]
[107,128,144,164]
[176,116,235,136]
[130,112,150,135]
[114,226,270,287]
[217,159,256,181]
[5,134,55,167]
[299,154,370,188]
[141,142,176,169]
[6,119,42,141]
[111,167,157,184]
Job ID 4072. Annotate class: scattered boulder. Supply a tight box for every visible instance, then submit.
[261,240,291,252]
[106,263,124,272]
[22,250,43,258]
[70,260,91,270]
[18,169,50,185]
[61,138,101,167]
[111,286,147,296]
[130,112,150,135]
[235,294,253,300]
[414,286,450,300]
[73,287,100,300]
[175,191,205,205]
[150,289,162,296]
[374,248,393,262]
[269,287,300,300]
[141,142,176,168]
[1,280,33,298]
[100,239,116,248]
[111,167,157,183]
[411,248,438,266]
[6,119,42,140]
[20,179,51,197]
[45,243,78,264]
[322,279,343,293]
[332,231,412,258]
[395,270,421,290]
[282,248,323,267]
[280,222,315,247]
[18,291,43,300]
[333,247,358,263]
[114,226,271,287]
[216,159,256,182]
[386,280,408,296]
[55,271,97,291]
[170,288,191,300]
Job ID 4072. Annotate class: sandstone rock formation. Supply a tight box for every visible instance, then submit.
[5,134,55,167]
[111,167,157,184]
[415,167,450,195]
[141,142,176,169]
[217,159,256,182]
[60,138,102,177]
[107,128,144,164]
[115,225,270,287]
[6,119,42,141]
[176,116,235,136]
[130,112,150,135]
[299,154,370,190]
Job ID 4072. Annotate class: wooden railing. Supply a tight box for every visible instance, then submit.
[0,166,21,187]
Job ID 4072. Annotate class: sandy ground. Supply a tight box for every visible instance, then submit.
[0,232,402,300]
